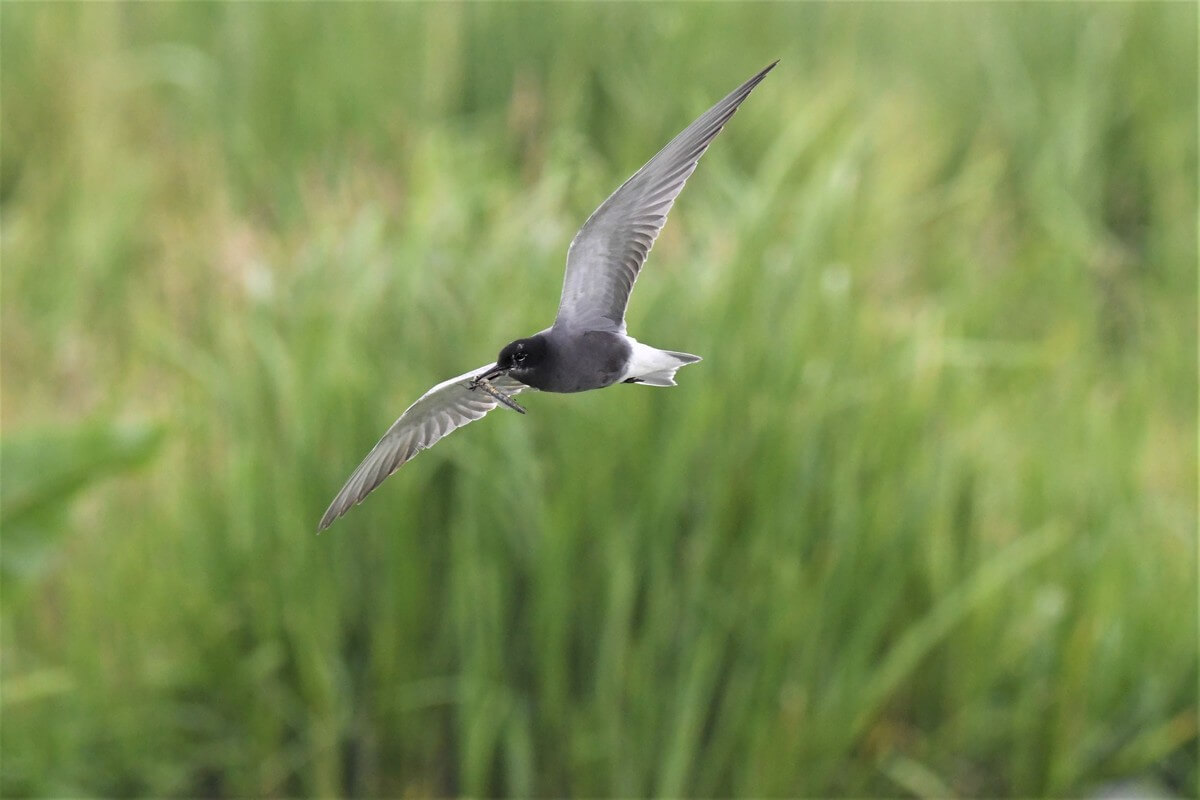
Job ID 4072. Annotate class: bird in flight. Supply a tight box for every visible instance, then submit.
[318,61,776,531]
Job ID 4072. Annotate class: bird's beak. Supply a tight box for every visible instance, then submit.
[480,364,507,382]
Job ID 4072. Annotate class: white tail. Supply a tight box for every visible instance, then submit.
[621,341,702,387]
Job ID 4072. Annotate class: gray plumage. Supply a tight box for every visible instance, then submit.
[318,62,775,531]
[317,368,528,531]
[557,61,777,333]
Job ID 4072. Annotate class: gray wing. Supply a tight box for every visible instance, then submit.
[318,365,528,530]
[554,61,776,332]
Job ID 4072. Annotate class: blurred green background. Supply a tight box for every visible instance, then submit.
[1,3,1196,797]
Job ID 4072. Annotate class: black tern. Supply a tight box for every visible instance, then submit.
[318,61,776,531]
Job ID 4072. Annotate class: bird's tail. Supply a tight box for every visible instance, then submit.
[623,343,702,387]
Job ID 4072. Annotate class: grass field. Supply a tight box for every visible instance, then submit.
[2,3,1196,797]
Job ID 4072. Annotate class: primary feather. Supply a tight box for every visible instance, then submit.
[555,61,777,332]
[317,367,527,531]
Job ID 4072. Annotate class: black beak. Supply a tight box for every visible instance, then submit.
[480,364,506,382]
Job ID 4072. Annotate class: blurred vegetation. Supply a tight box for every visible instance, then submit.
[1,3,1196,797]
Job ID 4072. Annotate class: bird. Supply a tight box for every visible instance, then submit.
[318,61,776,531]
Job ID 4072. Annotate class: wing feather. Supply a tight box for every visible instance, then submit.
[555,61,777,331]
[317,365,528,530]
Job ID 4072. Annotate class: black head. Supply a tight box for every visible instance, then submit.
[496,335,549,379]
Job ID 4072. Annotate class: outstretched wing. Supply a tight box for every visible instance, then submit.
[318,366,528,530]
[554,61,776,332]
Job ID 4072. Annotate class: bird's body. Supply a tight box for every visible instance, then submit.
[494,329,698,393]
[513,328,630,393]
[318,61,775,530]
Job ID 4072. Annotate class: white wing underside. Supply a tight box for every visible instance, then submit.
[555,61,777,332]
[318,366,528,530]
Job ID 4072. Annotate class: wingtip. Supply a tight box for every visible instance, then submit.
[745,60,778,88]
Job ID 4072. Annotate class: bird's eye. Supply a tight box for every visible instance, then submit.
[514,352,527,364]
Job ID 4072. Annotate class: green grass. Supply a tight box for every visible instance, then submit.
[2,3,1196,797]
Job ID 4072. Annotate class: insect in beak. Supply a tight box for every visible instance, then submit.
[468,366,526,414]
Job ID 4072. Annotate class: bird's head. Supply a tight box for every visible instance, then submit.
[488,336,549,380]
